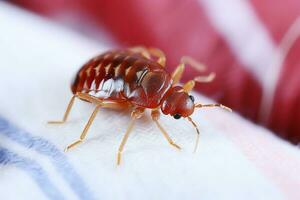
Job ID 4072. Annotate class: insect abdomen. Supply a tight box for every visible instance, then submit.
[71,50,171,107]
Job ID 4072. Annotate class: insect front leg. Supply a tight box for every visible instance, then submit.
[151,109,181,150]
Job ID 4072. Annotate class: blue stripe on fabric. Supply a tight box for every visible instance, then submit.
[0,117,95,200]
[0,147,65,200]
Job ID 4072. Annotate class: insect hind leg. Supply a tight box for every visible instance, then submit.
[148,47,166,66]
[48,92,101,124]
[65,103,102,151]
[48,95,77,124]
[128,46,166,66]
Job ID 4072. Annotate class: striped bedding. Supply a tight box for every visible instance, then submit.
[0,2,300,200]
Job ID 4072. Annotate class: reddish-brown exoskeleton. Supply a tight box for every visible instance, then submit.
[49,47,231,165]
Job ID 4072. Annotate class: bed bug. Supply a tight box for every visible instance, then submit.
[48,46,231,165]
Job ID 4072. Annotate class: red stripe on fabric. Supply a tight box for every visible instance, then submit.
[250,0,300,43]
[269,42,300,143]
[250,0,300,142]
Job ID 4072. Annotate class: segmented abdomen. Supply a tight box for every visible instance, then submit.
[71,50,168,104]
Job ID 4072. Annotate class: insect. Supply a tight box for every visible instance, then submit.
[49,46,231,165]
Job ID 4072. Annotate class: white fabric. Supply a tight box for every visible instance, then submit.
[1,2,299,200]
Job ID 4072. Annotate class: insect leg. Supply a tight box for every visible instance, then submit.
[181,56,207,72]
[128,46,166,66]
[172,56,206,85]
[195,103,232,112]
[65,103,102,151]
[171,62,185,85]
[48,92,103,124]
[151,109,181,150]
[182,80,195,92]
[100,101,132,109]
[187,117,200,153]
[128,46,151,59]
[172,56,215,91]
[48,95,77,124]
[148,48,166,66]
[181,73,215,93]
[117,108,144,165]
[76,92,103,104]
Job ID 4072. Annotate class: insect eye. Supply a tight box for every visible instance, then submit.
[189,95,195,102]
[173,113,181,119]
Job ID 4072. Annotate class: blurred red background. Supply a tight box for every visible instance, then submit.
[9,0,300,144]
